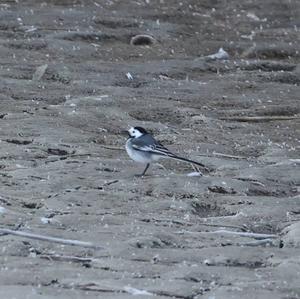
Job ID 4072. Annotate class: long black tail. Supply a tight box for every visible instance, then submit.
[146,143,208,170]
[168,154,207,169]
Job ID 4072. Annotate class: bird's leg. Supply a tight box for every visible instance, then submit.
[141,163,150,176]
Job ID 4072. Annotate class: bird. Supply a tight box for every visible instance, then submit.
[125,126,207,176]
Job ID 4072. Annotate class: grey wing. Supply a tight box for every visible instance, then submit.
[131,134,175,157]
[130,134,156,149]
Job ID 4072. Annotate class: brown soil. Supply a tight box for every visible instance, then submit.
[0,0,299,298]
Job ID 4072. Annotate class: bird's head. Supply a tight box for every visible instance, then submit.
[128,126,148,138]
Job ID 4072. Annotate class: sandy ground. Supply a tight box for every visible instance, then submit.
[0,0,300,298]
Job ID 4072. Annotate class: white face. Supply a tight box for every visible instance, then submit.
[128,127,143,138]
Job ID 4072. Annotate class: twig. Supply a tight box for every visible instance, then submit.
[198,223,247,231]
[203,229,277,239]
[44,153,97,164]
[212,152,247,160]
[234,177,265,187]
[68,153,95,158]
[103,180,119,186]
[0,228,104,249]
[61,282,118,293]
[220,115,299,122]
[140,217,193,226]
[141,218,246,231]
[39,254,93,263]
[98,145,124,151]
[194,152,247,160]
[237,239,278,247]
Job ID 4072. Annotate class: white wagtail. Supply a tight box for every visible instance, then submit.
[125,126,207,176]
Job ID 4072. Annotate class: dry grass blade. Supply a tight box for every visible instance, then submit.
[220,115,299,122]
[0,228,104,249]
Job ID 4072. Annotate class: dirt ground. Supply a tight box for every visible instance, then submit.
[0,0,300,298]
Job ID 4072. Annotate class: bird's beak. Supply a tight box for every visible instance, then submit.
[121,130,130,137]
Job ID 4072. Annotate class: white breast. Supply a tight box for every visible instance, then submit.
[125,139,153,163]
